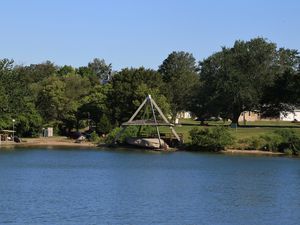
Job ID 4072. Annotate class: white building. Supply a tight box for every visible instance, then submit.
[280,109,300,121]
[176,111,192,119]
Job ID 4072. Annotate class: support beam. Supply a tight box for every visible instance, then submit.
[113,126,127,144]
[113,94,182,147]
[170,127,181,142]
[151,98,171,124]
[149,95,162,147]
[128,97,149,122]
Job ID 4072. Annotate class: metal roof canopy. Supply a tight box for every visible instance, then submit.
[0,130,15,133]
[114,94,181,147]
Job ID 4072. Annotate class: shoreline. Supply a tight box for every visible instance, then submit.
[0,137,288,156]
[221,149,284,156]
[0,137,97,148]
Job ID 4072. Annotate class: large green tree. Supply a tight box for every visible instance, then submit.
[107,67,169,125]
[158,51,199,119]
[193,38,300,125]
[36,74,91,134]
[78,84,111,134]
[0,59,13,129]
[260,48,300,116]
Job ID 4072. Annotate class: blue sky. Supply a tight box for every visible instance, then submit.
[1,0,299,70]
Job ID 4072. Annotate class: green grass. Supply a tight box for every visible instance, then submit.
[159,119,300,144]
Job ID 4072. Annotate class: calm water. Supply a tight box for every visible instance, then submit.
[0,148,300,225]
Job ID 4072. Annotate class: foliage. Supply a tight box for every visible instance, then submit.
[105,126,139,144]
[107,67,170,125]
[237,129,300,155]
[192,38,300,125]
[90,131,100,143]
[274,129,300,154]
[159,51,199,119]
[189,126,234,151]
[0,38,299,140]
[96,114,112,134]
[88,58,112,83]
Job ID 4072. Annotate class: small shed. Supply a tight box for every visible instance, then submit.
[0,130,15,142]
[42,127,53,137]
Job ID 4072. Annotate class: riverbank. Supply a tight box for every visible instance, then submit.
[0,137,289,156]
[221,149,285,156]
[0,136,97,148]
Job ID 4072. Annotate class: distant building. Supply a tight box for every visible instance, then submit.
[176,111,192,119]
[238,111,260,122]
[238,109,300,122]
[42,127,53,137]
[280,109,300,121]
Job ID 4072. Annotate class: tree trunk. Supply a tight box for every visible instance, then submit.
[76,119,79,132]
[231,111,241,127]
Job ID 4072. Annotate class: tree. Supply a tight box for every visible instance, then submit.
[77,84,111,133]
[88,58,112,84]
[36,76,67,128]
[57,65,75,77]
[260,48,300,116]
[0,59,44,135]
[0,59,13,129]
[158,51,199,119]
[36,74,92,134]
[107,67,170,125]
[194,38,278,125]
[15,61,57,84]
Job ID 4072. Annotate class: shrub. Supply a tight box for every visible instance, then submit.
[105,126,139,144]
[240,129,300,155]
[96,114,112,135]
[90,131,100,143]
[189,126,234,151]
[242,136,267,150]
[260,133,283,151]
[274,129,300,155]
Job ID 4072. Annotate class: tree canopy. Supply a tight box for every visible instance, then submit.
[191,38,300,125]
[159,51,199,119]
[0,37,299,136]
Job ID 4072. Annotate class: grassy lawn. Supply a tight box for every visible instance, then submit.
[160,119,300,143]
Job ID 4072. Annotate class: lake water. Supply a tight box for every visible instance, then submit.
[0,147,300,225]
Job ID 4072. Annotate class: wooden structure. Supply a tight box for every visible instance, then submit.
[114,95,182,148]
[0,130,15,144]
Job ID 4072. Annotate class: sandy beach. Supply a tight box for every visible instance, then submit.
[0,136,97,148]
[222,149,284,155]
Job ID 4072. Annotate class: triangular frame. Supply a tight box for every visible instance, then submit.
[114,95,181,147]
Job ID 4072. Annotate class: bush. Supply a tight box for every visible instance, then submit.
[260,133,283,151]
[189,126,234,151]
[96,114,112,135]
[90,131,100,143]
[239,129,300,155]
[105,126,139,144]
[242,136,267,150]
[274,129,300,155]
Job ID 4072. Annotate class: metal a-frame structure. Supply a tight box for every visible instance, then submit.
[114,95,181,147]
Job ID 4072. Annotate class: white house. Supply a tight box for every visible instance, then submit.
[280,109,300,121]
[176,111,192,119]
